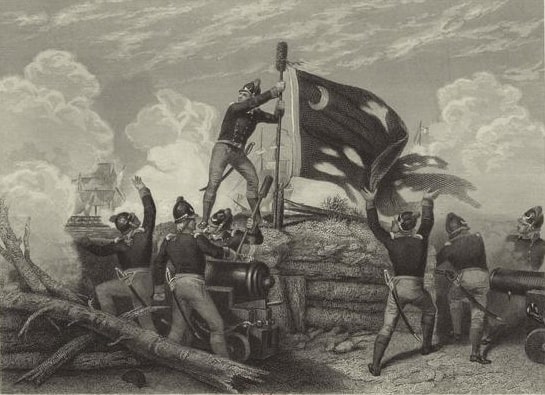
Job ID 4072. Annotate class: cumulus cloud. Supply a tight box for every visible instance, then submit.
[122,89,222,223]
[24,50,100,103]
[0,50,116,284]
[420,72,545,174]
[411,72,545,216]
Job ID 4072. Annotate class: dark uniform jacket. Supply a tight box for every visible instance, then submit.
[153,233,225,285]
[436,230,488,272]
[505,235,545,271]
[367,199,434,277]
[80,187,156,270]
[217,90,280,147]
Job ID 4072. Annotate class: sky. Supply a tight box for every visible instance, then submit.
[0,0,544,267]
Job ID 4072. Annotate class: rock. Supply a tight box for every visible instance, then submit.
[307,328,324,340]
[333,340,356,353]
[121,369,146,388]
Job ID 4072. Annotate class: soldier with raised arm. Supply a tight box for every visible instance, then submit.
[362,188,439,376]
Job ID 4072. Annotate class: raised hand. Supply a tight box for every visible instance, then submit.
[361,186,377,202]
[423,189,441,200]
[132,176,145,190]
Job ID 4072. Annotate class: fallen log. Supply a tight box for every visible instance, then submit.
[0,201,46,293]
[15,333,96,385]
[1,351,145,371]
[1,330,64,353]
[284,199,366,223]
[0,289,267,393]
[278,259,385,283]
[307,281,389,303]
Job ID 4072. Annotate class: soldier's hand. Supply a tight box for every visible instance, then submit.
[361,186,377,202]
[423,189,440,200]
[153,285,166,302]
[132,176,145,190]
[271,81,286,97]
[246,218,255,230]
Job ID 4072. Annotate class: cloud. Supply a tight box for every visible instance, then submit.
[0,50,117,284]
[503,61,544,82]
[418,72,544,175]
[0,74,113,175]
[24,50,100,103]
[123,89,224,222]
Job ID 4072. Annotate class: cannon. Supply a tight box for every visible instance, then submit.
[489,268,545,364]
[187,258,280,362]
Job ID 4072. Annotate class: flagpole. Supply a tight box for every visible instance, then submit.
[273,42,288,230]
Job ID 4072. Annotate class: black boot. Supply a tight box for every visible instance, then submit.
[368,334,390,376]
[470,327,491,364]
[421,315,437,355]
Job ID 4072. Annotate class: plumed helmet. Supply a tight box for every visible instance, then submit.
[210,208,233,228]
[396,211,420,231]
[445,212,469,236]
[109,212,140,233]
[172,197,196,224]
[520,206,543,230]
[239,78,261,96]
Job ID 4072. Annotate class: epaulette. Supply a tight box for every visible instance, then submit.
[165,233,176,241]
[444,241,452,246]
[475,232,481,238]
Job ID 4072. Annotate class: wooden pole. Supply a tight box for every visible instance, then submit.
[273,42,288,230]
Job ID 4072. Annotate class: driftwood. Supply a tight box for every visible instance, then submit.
[307,281,389,303]
[2,351,145,371]
[278,259,385,283]
[0,289,266,393]
[282,276,306,333]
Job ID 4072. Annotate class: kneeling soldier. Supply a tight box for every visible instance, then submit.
[153,197,236,358]
[436,213,491,364]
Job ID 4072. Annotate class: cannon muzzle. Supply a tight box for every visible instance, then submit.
[205,259,275,300]
[489,268,545,295]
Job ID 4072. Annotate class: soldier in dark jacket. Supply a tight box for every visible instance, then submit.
[153,197,236,357]
[362,188,438,376]
[506,206,544,271]
[200,79,285,228]
[77,176,156,331]
[436,213,491,364]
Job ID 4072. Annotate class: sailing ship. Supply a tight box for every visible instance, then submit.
[65,163,125,231]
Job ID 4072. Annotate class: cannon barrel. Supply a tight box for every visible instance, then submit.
[489,268,545,295]
[205,259,275,300]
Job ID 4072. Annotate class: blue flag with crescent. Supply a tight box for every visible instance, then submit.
[287,67,480,215]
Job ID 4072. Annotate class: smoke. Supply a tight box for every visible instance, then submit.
[0,50,116,286]
[122,89,227,223]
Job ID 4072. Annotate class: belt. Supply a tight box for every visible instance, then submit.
[167,273,204,290]
[394,275,424,282]
[122,267,150,274]
[217,140,244,150]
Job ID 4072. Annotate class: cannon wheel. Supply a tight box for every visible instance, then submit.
[525,328,545,364]
[227,332,251,362]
